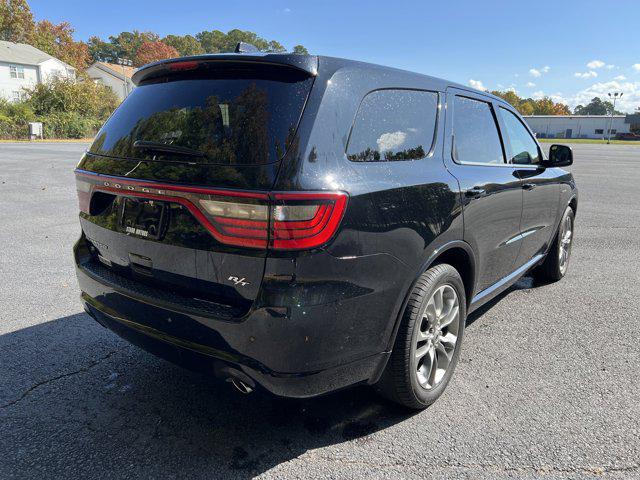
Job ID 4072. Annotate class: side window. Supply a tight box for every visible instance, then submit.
[347,90,438,162]
[452,96,504,165]
[499,107,541,165]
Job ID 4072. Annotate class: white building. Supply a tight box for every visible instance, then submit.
[524,115,632,140]
[86,62,136,101]
[0,41,76,102]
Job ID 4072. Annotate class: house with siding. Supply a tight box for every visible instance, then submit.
[86,62,136,101]
[0,41,76,102]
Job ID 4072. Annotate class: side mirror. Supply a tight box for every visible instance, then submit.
[548,144,573,167]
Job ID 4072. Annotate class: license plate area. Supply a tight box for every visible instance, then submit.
[120,197,167,240]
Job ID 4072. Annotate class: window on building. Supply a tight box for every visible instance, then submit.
[595,129,604,134]
[346,89,438,162]
[453,96,504,165]
[499,107,541,165]
[9,65,25,79]
[609,129,617,134]
[12,91,21,102]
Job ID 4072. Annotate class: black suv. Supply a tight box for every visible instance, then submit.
[74,51,577,409]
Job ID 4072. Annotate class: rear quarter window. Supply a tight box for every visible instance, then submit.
[346,89,438,162]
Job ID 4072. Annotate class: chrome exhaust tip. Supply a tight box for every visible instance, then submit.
[230,378,253,394]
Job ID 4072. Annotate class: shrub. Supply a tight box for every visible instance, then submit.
[25,76,119,121]
[39,111,102,139]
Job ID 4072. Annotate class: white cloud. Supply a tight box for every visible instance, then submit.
[606,64,615,70]
[377,131,407,152]
[506,86,518,93]
[529,66,550,78]
[283,7,291,13]
[574,71,598,79]
[526,82,536,87]
[532,90,545,100]
[587,59,605,69]
[614,75,627,81]
[568,80,640,113]
[468,79,487,91]
[633,64,640,72]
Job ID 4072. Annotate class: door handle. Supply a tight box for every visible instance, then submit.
[465,187,486,198]
[522,183,536,190]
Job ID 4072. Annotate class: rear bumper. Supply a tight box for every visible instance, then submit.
[76,257,390,399]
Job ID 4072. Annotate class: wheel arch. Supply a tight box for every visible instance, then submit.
[382,240,476,354]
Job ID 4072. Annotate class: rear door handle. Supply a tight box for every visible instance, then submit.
[465,187,486,198]
[522,183,536,190]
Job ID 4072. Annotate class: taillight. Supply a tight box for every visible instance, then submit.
[75,171,348,251]
[270,192,348,250]
[75,176,92,214]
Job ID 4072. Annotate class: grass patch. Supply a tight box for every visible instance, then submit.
[537,138,640,145]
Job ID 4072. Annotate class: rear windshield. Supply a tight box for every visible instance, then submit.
[89,65,313,165]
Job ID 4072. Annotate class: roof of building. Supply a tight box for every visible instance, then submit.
[0,40,75,69]
[90,61,137,80]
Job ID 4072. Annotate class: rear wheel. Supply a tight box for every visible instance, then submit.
[534,206,574,282]
[377,264,466,409]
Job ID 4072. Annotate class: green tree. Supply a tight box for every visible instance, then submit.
[292,44,309,54]
[195,28,294,53]
[88,30,159,64]
[574,97,623,115]
[162,34,204,56]
[0,0,35,43]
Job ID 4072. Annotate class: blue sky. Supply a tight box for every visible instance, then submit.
[30,0,640,112]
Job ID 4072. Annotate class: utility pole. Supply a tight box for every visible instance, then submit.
[116,57,133,99]
[607,92,623,144]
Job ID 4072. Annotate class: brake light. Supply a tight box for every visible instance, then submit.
[168,61,199,71]
[270,192,348,250]
[75,176,92,214]
[75,171,348,250]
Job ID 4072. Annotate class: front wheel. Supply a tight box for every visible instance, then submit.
[376,264,466,409]
[534,206,575,282]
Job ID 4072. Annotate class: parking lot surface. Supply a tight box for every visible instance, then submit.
[1,142,639,479]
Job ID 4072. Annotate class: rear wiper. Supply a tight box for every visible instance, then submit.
[133,140,206,158]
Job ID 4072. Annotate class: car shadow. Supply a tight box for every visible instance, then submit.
[0,312,415,478]
[1,275,543,478]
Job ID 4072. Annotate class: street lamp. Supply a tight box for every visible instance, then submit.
[607,92,623,144]
[116,57,133,99]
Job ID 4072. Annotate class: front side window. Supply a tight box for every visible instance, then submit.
[499,108,541,165]
[452,96,504,165]
[346,89,438,162]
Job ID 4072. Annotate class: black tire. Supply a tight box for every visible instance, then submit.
[534,206,575,282]
[376,263,466,410]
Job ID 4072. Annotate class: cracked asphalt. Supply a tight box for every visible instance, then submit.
[1,142,639,479]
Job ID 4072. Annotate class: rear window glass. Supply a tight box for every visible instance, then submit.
[89,66,313,165]
[346,90,438,162]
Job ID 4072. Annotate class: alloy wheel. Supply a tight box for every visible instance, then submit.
[414,284,460,389]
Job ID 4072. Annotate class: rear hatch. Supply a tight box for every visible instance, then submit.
[75,58,315,316]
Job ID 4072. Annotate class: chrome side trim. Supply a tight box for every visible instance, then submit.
[470,253,544,311]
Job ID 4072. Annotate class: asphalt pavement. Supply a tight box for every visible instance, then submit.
[1,142,639,479]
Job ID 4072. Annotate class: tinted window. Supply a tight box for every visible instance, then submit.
[89,66,313,165]
[347,90,438,162]
[499,107,541,165]
[453,96,504,165]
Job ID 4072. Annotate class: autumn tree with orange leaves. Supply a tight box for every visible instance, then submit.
[135,41,179,66]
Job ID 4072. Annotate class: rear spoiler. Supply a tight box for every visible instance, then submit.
[132,53,319,86]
